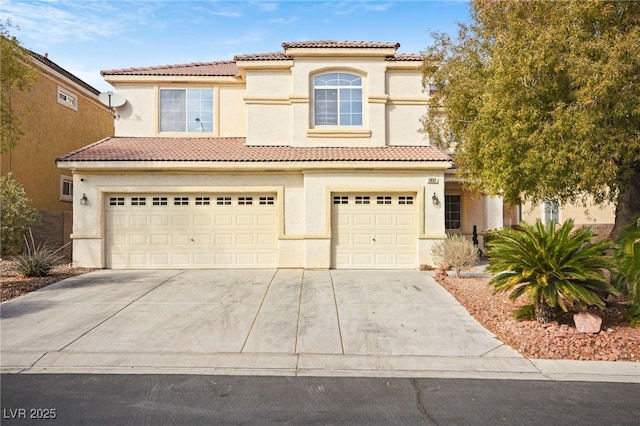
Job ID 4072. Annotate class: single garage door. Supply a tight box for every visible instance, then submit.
[331,193,417,269]
[106,193,277,269]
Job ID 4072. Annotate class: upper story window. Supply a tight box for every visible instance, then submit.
[313,73,362,126]
[57,86,78,111]
[159,88,213,133]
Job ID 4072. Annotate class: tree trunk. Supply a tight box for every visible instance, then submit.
[535,300,555,324]
[610,164,640,241]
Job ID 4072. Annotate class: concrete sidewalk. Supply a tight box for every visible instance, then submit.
[1,269,638,382]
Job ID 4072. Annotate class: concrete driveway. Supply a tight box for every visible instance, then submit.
[1,269,536,377]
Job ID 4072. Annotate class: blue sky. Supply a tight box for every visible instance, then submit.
[1,1,470,92]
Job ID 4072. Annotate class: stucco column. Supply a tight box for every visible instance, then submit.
[483,195,503,231]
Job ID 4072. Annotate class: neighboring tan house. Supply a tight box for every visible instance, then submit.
[513,198,615,238]
[1,50,113,257]
[61,40,504,270]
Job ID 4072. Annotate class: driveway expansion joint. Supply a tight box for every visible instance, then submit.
[57,270,188,352]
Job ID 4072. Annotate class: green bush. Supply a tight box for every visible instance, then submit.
[487,219,618,323]
[431,234,479,277]
[513,304,536,321]
[14,230,65,277]
[1,173,40,255]
[482,228,503,254]
[624,305,640,328]
[612,216,640,305]
[612,217,640,328]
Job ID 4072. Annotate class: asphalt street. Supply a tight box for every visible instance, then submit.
[2,374,639,425]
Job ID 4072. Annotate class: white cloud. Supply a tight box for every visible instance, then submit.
[364,2,393,12]
[267,16,299,24]
[251,1,279,13]
[0,0,165,48]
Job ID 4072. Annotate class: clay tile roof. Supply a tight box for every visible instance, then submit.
[282,40,400,50]
[57,137,451,163]
[101,41,421,76]
[234,52,290,61]
[101,60,238,77]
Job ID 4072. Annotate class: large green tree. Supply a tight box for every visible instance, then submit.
[1,21,36,153]
[422,0,640,238]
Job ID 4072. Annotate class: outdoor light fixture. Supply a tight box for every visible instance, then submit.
[432,192,439,206]
[80,193,88,205]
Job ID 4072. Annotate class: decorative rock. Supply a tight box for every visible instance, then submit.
[574,312,603,334]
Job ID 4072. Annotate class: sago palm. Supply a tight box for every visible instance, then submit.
[613,216,640,305]
[486,219,618,323]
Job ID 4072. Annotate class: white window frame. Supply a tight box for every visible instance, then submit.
[313,72,363,126]
[57,86,78,111]
[542,201,560,224]
[159,88,214,133]
[59,175,73,202]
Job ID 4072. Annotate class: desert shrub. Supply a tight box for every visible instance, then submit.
[487,219,618,323]
[431,234,479,277]
[1,173,40,255]
[14,230,66,277]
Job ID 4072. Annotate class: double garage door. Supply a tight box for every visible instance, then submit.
[332,193,418,269]
[106,193,278,269]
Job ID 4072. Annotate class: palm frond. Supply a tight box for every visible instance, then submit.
[487,219,616,323]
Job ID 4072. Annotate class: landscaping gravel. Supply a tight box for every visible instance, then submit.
[437,274,640,362]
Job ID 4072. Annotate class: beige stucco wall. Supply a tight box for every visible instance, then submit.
[107,52,430,148]
[241,57,429,148]
[112,85,155,136]
[219,85,247,137]
[385,69,429,146]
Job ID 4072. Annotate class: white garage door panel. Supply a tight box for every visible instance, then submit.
[151,215,169,226]
[106,193,277,269]
[332,193,417,269]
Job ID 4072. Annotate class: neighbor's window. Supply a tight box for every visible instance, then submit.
[159,88,213,132]
[57,86,78,111]
[543,201,560,224]
[445,195,461,230]
[314,73,362,126]
[60,175,73,202]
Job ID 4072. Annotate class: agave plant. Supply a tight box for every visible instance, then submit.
[14,229,66,277]
[486,219,618,323]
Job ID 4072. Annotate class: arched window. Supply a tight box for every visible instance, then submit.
[313,73,362,126]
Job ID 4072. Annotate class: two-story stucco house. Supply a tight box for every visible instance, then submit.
[57,40,506,270]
